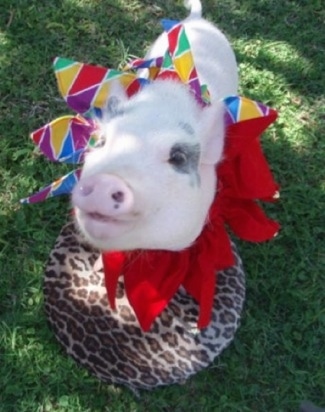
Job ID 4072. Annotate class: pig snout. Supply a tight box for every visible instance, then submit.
[73,174,133,215]
[72,174,136,242]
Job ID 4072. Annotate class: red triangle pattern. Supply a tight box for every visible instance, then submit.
[69,64,107,95]
[167,24,182,55]
[31,127,45,145]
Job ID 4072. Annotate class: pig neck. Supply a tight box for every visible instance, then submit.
[101,191,234,332]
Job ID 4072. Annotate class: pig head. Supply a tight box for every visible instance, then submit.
[72,5,238,252]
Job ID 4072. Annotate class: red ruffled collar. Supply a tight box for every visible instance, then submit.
[102,108,280,331]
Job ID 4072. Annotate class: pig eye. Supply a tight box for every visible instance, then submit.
[168,143,200,177]
[168,148,188,167]
[93,136,106,149]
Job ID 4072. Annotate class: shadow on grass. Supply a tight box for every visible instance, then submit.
[207,0,325,99]
[0,0,324,411]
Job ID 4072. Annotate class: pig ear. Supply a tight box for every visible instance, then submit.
[199,101,225,165]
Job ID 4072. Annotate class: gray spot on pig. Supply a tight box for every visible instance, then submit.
[178,121,194,136]
[106,96,124,119]
[168,143,200,186]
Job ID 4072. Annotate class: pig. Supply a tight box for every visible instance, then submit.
[72,0,238,252]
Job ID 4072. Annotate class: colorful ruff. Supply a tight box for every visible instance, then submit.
[21,19,280,331]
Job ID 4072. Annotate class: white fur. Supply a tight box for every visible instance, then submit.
[72,0,238,252]
[184,0,202,18]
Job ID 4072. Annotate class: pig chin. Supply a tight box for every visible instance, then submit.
[75,206,206,252]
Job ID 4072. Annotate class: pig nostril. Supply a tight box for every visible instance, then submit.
[79,185,94,196]
[111,191,124,203]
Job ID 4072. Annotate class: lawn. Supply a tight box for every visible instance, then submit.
[0,0,324,411]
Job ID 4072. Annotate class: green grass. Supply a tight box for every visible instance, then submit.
[0,0,324,411]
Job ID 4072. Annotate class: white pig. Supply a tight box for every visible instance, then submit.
[72,0,238,252]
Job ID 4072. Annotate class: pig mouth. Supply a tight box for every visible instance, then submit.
[86,212,121,223]
[76,209,137,241]
[83,211,137,227]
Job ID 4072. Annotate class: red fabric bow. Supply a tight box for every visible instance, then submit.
[102,110,280,331]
